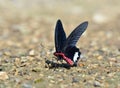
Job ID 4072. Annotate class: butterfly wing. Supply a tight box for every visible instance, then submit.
[55,19,66,52]
[62,21,88,65]
[63,21,88,51]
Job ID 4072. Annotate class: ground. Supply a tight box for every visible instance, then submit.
[0,0,120,88]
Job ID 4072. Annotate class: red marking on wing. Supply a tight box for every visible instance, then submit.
[54,52,74,65]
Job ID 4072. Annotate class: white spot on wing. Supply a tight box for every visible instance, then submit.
[73,52,79,62]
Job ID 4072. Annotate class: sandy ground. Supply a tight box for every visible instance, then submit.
[0,0,120,88]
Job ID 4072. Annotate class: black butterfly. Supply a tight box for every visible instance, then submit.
[54,19,88,66]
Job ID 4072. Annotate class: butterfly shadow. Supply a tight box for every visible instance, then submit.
[45,60,73,69]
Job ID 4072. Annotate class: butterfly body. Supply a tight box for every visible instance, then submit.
[54,19,88,66]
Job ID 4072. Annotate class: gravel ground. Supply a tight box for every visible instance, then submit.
[0,0,120,88]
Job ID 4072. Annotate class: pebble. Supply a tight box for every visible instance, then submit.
[78,62,85,67]
[3,51,11,56]
[0,72,9,80]
[34,78,44,83]
[108,58,117,62]
[72,77,79,83]
[28,49,35,56]
[22,83,32,88]
[14,58,21,66]
[107,72,115,77]
[93,81,101,87]
[97,55,103,60]
[21,56,28,63]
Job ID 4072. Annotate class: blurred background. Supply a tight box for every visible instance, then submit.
[0,0,120,47]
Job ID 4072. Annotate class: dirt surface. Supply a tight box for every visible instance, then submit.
[0,0,120,88]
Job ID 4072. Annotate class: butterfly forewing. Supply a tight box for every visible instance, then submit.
[63,21,88,51]
[55,20,66,52]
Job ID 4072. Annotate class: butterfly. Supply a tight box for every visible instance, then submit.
[54,19,88,66]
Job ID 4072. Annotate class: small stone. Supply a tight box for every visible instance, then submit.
[3,51,11,56]
[22,83,32,88]
[14,58,21,66]
[97,55,103,60]
[109,61,114,67]
[29,49,35,56]
[108,58,117,62]
[93,81,101,87]
[50,80,55,83]
[78,63,85,67]
[107,72,115,77]
[27,56,34,61]
[0,72,9,80]
[34,78,44,83]
[72,77,79,83]
[39,74,44,77]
